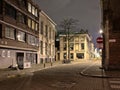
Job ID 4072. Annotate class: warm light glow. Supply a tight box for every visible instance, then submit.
[99,29,103,34]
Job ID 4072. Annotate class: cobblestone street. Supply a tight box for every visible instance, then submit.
[0,60,119,90]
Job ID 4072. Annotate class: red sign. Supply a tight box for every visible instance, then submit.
[96,37,103,43]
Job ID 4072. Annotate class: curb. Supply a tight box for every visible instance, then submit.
[80,71,110,78]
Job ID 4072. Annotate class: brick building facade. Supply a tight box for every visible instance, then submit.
[0,0,39,69]
[101,0,120,69]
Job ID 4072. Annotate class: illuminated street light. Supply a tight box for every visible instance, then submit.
[99,29,103,34]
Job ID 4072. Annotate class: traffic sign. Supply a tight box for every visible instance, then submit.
[96,37,103,43]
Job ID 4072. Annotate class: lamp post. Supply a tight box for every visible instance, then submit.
[99,29,105,69]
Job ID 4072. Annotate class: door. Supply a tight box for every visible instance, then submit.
[16,53,24,69]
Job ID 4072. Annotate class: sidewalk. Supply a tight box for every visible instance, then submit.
[0,61,62,81]
[80,60,120,78]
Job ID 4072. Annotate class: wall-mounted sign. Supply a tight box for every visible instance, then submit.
[109,39,116,43]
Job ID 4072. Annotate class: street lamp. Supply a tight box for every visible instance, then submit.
[99,29,105,69]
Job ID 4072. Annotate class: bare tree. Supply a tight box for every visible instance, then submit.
[59,18,79,63]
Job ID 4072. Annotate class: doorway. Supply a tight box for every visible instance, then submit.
[16,52,24,69]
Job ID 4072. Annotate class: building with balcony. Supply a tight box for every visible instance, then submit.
[0,0,39,69]
[39,11,56,64]
[59,33,94,61]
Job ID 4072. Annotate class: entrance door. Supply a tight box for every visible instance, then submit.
[16,53,24,69]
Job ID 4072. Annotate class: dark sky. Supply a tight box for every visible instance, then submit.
[34,0,101,46]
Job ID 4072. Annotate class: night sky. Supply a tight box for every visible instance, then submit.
[34,0,101,46]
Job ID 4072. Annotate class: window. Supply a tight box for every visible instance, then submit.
[28,18,31,28]
[0,24,2,38]
[41,21,43,34]
[70,53,74,59]
[45,43,47,55]
[32,6,35,15]
[40,41,43,54]
[5,3,16,19]
[75,43,79,51]
[45,25,48,37]
[81,43,84,50]
[35,9,38,17]
[63,53,67,59]
[35,23,38,31]
[27,34,38,46]
[28,3,31,12]
[76,53,84,59]
[63,37,67,42]
[7,51,10,57]
[63,43,67,51]
[5,26,15,39]
[0,0,2,14]
[17,31,25,42]
[81,37,84,41]
[32,20,34,30]
[70,43,74,51]
[75,36,79,42]
[2,50,6,57]
[49,27,51,39]
[18,12,26,24]
[18,0,26,7]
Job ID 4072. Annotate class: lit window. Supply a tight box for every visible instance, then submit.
[7,51,10,57]
[2,50,6,57]
[75,36,79,42]
[32,20,35,30]
[17,31,25,42]
[35,9,38,17]
[32,6,35,15]
[35,23,38,31]
[28,3,31,12]
[75,43,79,50]
[5,26,15,39]
[28,18,31,28]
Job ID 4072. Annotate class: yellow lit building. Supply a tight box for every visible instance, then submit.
[39,11,56,64]
[59,33,94,61]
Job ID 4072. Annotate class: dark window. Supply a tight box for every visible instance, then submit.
[45,43,47,55]
[40,41,43,54]
[5,26,15,39]
[76,53,84,59]
[0,0,3,14]
[70,43,74,50]
[45,25,48,37]
[70,53,74,59]
[81,43,84,50]
[18,0,26,8]
[41,21,43,34]
[5,3,16,19]
[17,12,26,24]
[0,24,2,38]
[63,53,67,59]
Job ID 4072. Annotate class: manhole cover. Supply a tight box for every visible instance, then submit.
[51,81,76,88]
